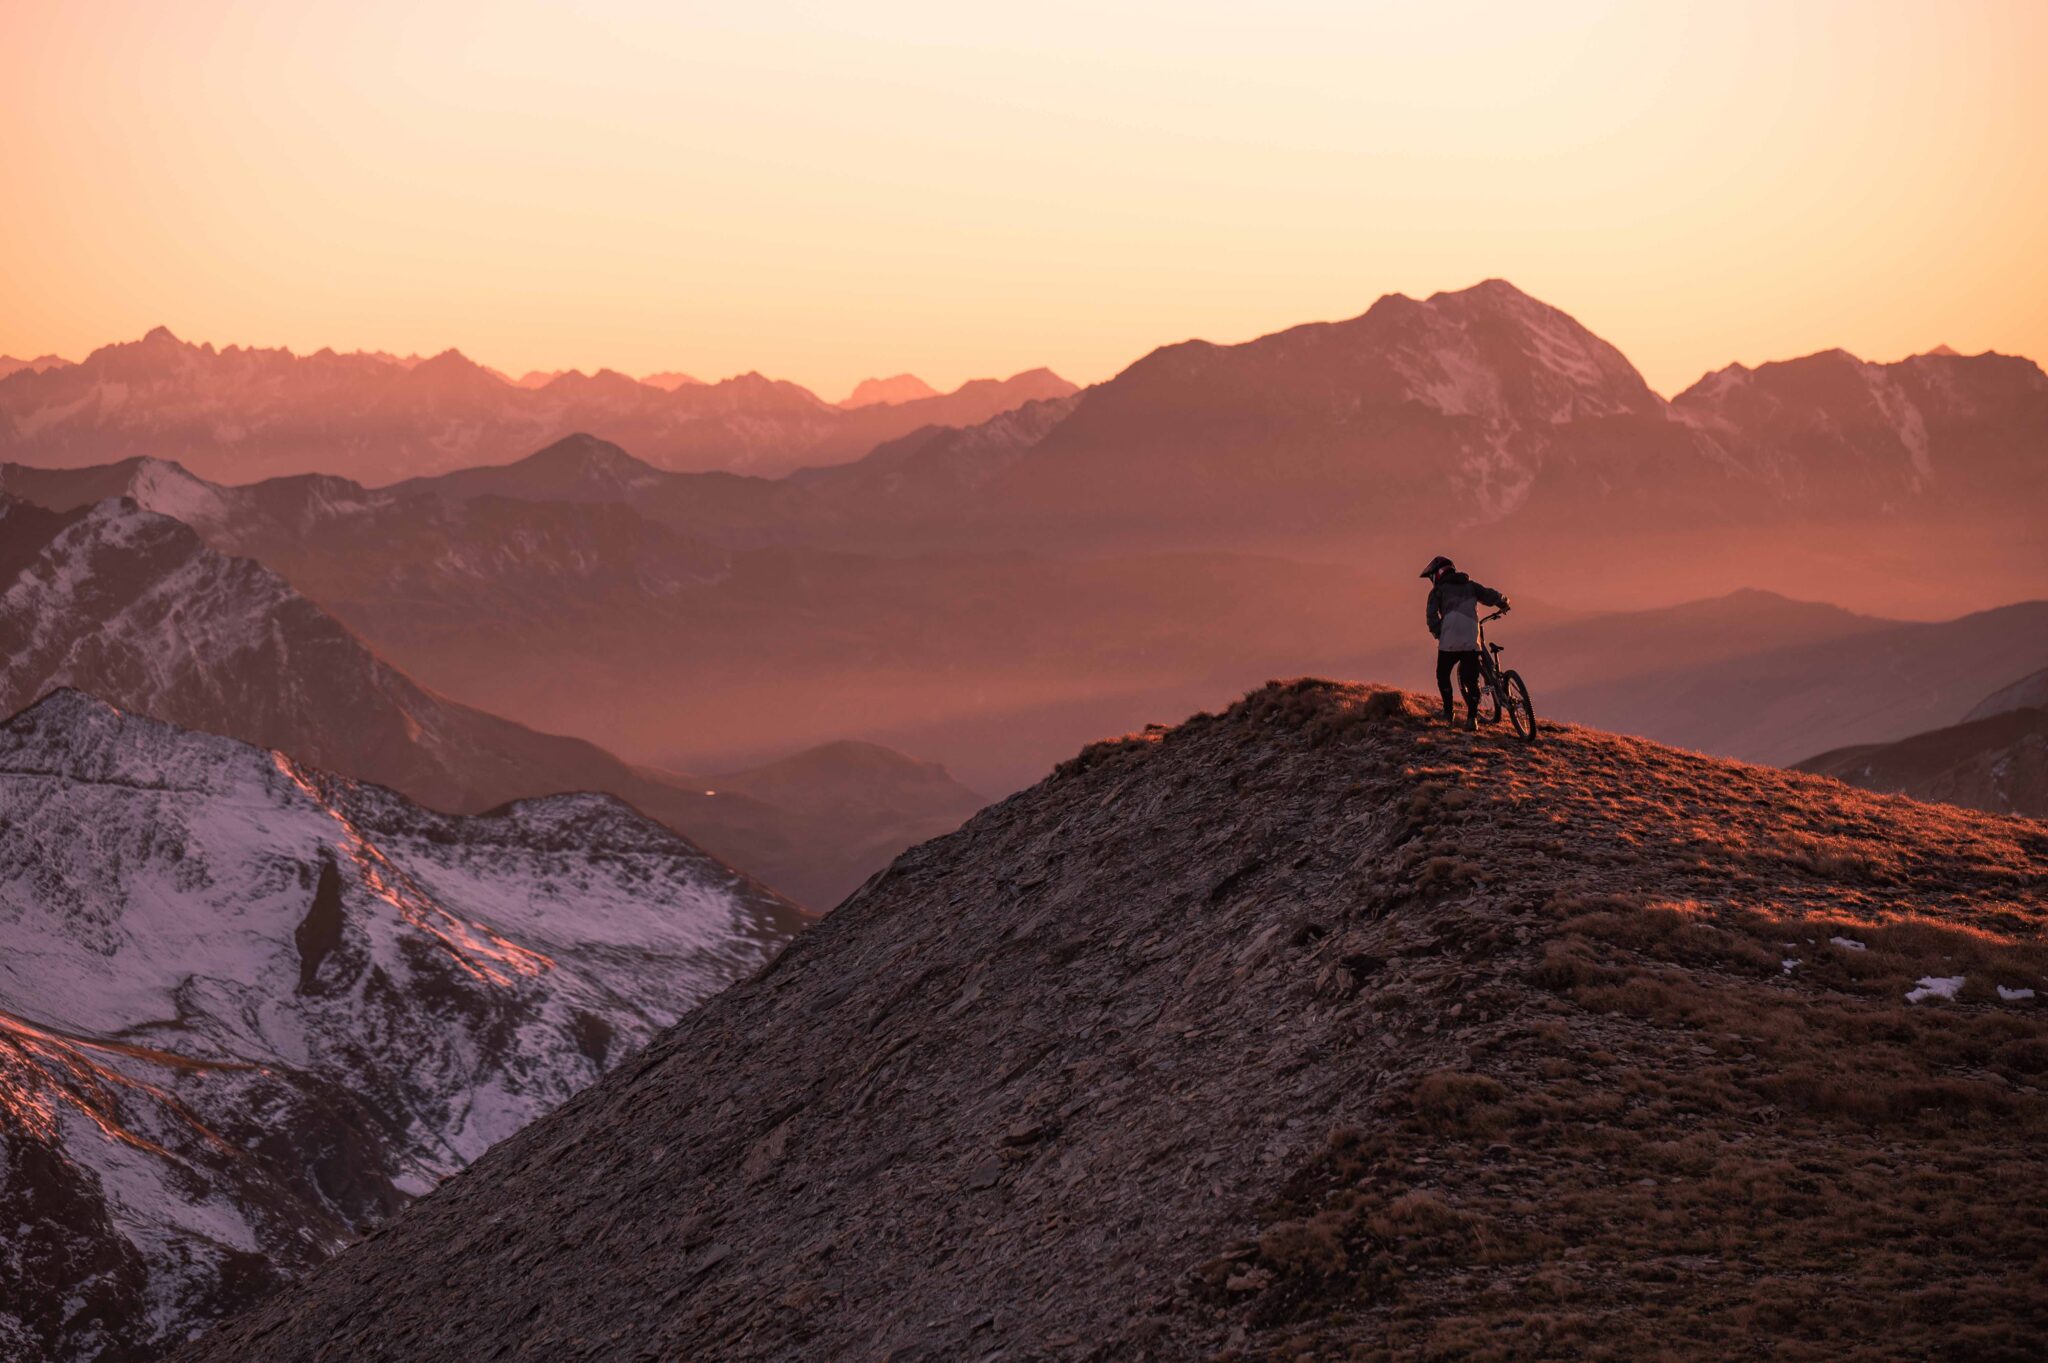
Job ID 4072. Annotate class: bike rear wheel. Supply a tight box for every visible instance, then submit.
[1503,670,1537,742]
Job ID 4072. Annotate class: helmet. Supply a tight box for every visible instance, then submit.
[1419,555,1455,581]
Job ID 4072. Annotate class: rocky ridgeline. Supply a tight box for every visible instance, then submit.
[179,682,2047,1362]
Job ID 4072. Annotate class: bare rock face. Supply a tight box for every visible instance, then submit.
[176,682,2048,1362]
[0,693,804,1363]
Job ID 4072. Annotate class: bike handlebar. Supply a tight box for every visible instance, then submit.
[1480,607,1510,623]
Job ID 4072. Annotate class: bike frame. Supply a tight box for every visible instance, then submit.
[1476,610,1508,701]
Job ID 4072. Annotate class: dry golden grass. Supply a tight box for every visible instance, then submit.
[1191,683,2048,1362]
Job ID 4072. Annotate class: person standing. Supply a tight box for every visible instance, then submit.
[1420,555,1509,730]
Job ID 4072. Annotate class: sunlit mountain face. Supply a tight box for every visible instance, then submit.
[0,692,803,1362]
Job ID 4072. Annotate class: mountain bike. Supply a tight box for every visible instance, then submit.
[1473,609,1537,742]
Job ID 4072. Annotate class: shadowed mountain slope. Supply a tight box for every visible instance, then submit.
[1798,706,2048,819]
[178,682,2047,1363]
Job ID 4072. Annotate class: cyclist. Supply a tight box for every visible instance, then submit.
[1420,555,1510,730]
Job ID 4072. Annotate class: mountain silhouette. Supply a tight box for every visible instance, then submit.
[840,373,940,407]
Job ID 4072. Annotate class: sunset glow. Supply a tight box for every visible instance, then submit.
[7,1,2045,395]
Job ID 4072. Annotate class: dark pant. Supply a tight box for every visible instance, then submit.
[1436,650,1480,717]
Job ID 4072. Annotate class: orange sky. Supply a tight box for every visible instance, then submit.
[5,1,2044,399]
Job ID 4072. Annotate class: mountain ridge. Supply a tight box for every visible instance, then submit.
[0,492,974,907]
[1798,704,2048,818]
[169,679,2048,1363]
[0,328,1073,483]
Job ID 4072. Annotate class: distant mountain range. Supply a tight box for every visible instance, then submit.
[0,353,71,379]
[2,278,2041,789]
[0,493,980,907]
[9,452,2046,800]
[0,691,803,1363]
[1536,600,2048,766]
[1794,663,2048,818]
[0,326,1074,483]
[0,458,1393,795]
[1799,703,2048,818]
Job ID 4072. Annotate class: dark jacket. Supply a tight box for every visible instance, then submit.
[1426,571,1505,652]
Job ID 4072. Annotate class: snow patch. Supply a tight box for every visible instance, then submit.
[1905,975,1965,1003]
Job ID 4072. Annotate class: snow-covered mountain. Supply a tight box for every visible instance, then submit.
[0,327,1073,482]
[0,691,804,1363]
[977,279,1726,547]
[1673,345,2048,510]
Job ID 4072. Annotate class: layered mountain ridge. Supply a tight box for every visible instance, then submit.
[171,680,2048,1363]
[0,328,1075,483]
[1798,705,2048,819]
[0,691,803,1363]
[0,493,979,907]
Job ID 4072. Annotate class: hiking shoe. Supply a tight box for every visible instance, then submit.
[1463,713,1477,731]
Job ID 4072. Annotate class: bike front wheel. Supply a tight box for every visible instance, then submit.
[1502,670,1537,742]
